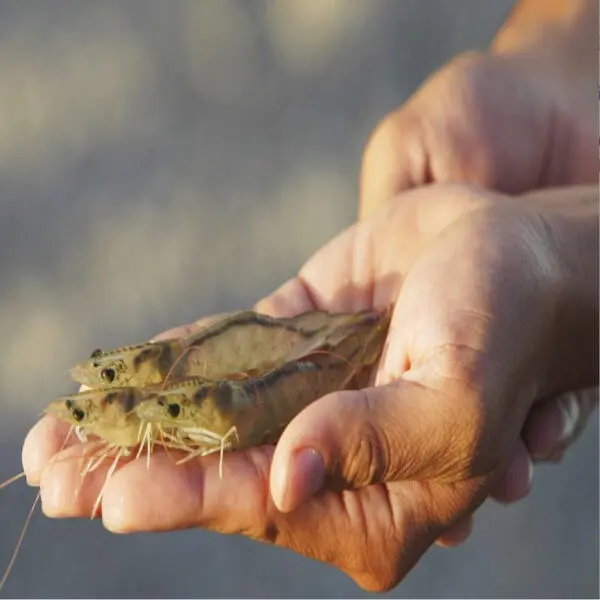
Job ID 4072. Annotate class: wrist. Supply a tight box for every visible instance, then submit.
[491,1,596,78]
[490,0,596,116]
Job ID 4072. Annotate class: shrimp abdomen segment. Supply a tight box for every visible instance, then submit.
[172,309,381,381]
[239,359,353,447]
[242,307,392,446]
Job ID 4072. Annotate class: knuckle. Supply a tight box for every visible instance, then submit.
[338,390,393,488]
[362,110,404,163]
[359,108,418,209]
[352,570,399,594]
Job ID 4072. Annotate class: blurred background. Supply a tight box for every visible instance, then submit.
[0,1,597,597]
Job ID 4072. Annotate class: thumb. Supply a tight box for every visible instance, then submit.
[270,378,479,513]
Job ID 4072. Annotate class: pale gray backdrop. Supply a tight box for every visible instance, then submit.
[0,1,597,598]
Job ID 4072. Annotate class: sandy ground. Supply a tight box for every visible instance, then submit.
[0,2,597,597]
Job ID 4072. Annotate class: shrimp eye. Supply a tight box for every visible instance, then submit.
[71,407,85,422]
[166,403,181,418]
[100,368,116,384]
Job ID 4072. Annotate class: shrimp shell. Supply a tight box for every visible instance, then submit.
[135,307,391,455]
[48,307,390,458]
[69,309,382,389]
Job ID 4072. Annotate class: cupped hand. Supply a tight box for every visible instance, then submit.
[359,48,598,518]
[24,183,595,591]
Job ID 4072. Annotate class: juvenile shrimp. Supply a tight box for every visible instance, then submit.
[166,309,388,384]
[43,386,156,518]
[135,308,391,475]
[69,309,383,389]
[43,308,390,507]
[1,307,391,593]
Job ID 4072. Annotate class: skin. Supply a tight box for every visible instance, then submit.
[360,0,597,218]
[20,0,598,591]
[23,183,598,591]
[357,0,598,545]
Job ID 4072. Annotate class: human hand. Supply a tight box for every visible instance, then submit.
[360,43,596,219]
[24,183,598,591]
[359,2,598,519]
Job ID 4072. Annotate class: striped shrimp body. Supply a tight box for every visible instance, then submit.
[134,358,353,474]
[135,308,391,471]
[69,309,383,390]
[172,309,382,384]
[44,386,160,516]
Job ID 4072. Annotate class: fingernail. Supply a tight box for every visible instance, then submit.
[273,448,325,513]
[557,394,580,442]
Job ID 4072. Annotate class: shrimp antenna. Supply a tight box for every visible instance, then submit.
[303,347,357,369]
[0,472,26,491]
[158,427,178,464]
[0,490,40,593]
[91,448,123,520]
[0,425,74,593]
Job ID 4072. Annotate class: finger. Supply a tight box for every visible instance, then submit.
[22,416,77,486]
[40,441,125,518]
[523,389,598,461]
[270,379,481,513]
[522,399,564,461]
[254,277,318,318]
[435,515,474,548]
[256,187,479,319]
[436,440,533,546]
[39,444,274,529]
[38,437,484,592]
[489,439,532,504]
[255,192,444,317]
[154,278,320,345]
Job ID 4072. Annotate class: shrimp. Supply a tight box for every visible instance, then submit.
[135,307,391,475]
[1,307,391,593]
[48,307,391,486]
[167,309,386,384]
[69,309,382,389]
[43,386,154,517]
